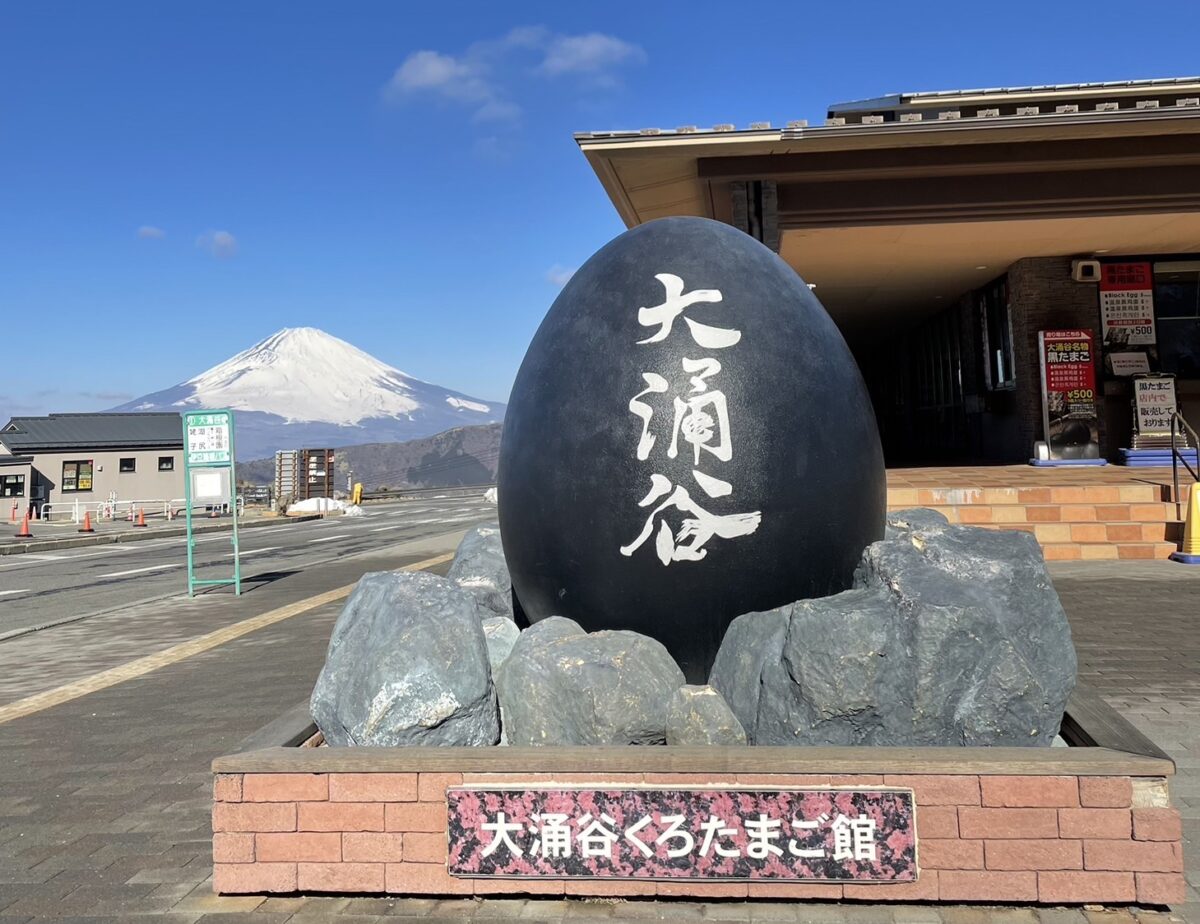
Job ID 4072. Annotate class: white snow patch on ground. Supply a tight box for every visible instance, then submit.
[446,396,491,413]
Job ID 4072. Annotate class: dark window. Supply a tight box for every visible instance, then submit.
[62,460,93,492]
[0,474,24,498]
[158,456,174,472]
[1154,260,1200,379]
[119,457,136,473]
[980,276,1015,390]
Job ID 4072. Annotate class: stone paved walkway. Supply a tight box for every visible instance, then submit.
[0,558,1195,923]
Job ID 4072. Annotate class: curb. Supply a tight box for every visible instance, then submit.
[0,514,324,557]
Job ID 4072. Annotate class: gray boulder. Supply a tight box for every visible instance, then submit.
[311,571,500,747]
[708,607,788,737]
[711,513,1076,747]
[447,523,513,621]
[496,620,685,745]
[482,616,520,672]
[884,506,950,539]
[666,685,747,746]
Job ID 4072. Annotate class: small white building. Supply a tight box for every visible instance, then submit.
[0,412,184,516]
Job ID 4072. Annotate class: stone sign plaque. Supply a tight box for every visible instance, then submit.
[447,787,916,881]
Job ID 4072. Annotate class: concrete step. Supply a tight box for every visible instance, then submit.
[887,483,1190,508]
[1041,541,1180,561]
[898,502,1185,526]
[991,521,1183,543]
[884,479,1191,559]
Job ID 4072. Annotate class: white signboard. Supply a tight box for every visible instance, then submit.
[1109,352,1151,377]
[192,470,226,500]
[1133,376,1177,436]
[186,412,232,465]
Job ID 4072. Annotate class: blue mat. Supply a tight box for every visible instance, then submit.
[1028,458,1108,467]
[1117,448,1199,467]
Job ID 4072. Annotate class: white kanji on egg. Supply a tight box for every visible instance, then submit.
[636,273,741,349]
[620,475,761,565]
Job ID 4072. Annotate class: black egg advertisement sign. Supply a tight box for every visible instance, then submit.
[498,218,886,681]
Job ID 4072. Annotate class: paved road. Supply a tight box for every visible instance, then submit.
[0,495,496,638]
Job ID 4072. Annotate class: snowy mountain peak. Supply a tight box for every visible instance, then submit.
[113,327,504,458]
[181,327,426,425]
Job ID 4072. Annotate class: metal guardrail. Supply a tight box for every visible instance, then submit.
[360,483,495,501]
[39,496,244,525]
[1170,410,1199,520]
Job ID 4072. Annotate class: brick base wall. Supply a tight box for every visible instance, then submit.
[211,770,1185,905]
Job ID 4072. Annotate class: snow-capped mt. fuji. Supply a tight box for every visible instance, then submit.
[112,327,505,459]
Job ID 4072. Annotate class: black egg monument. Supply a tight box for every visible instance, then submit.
[498,217,886,681]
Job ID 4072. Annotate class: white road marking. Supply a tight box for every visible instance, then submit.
[307,534,349,543]
[21,554,65,561]
[230,546,281,557]
[371,524,404,532]
[101,564,182,578]
[0,589,30,597]
[1,547,122,568]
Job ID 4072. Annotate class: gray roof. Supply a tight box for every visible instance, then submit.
[828,76,1200,116]
[0,413,183,452]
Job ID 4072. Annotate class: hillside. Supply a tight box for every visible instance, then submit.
[239,422,502,491]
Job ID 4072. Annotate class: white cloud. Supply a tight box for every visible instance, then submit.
[473,99,522,123]
[137,225,166,239]
[383,27,644,126]
[539,33,644,76]
[383,48,510,120]
[388,50,488,101]
[546,264,576,288]
[196,230,238,259]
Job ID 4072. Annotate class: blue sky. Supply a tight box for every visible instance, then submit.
[4,1,1200,420]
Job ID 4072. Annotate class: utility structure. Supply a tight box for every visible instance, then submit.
[274,447,335,502]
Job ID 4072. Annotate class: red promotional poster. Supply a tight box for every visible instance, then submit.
[1099,262,1156,349]
[1041,330,1096,397]
[1038,330,1100,461]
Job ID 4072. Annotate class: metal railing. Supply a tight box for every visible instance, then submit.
[1170,410,1199,520]
[360,483,496,502]
[38,495,244,525]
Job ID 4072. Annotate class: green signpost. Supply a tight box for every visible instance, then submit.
[182,409,241,596]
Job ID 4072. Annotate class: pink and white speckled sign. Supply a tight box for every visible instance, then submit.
[447,787,916,881]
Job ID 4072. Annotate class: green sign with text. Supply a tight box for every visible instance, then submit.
[185,411,233,465]
[182,409,241,596]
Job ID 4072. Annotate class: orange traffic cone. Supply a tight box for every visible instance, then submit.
[14,514,32,539]
[133,507,148,528]
[78,511,95,533]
